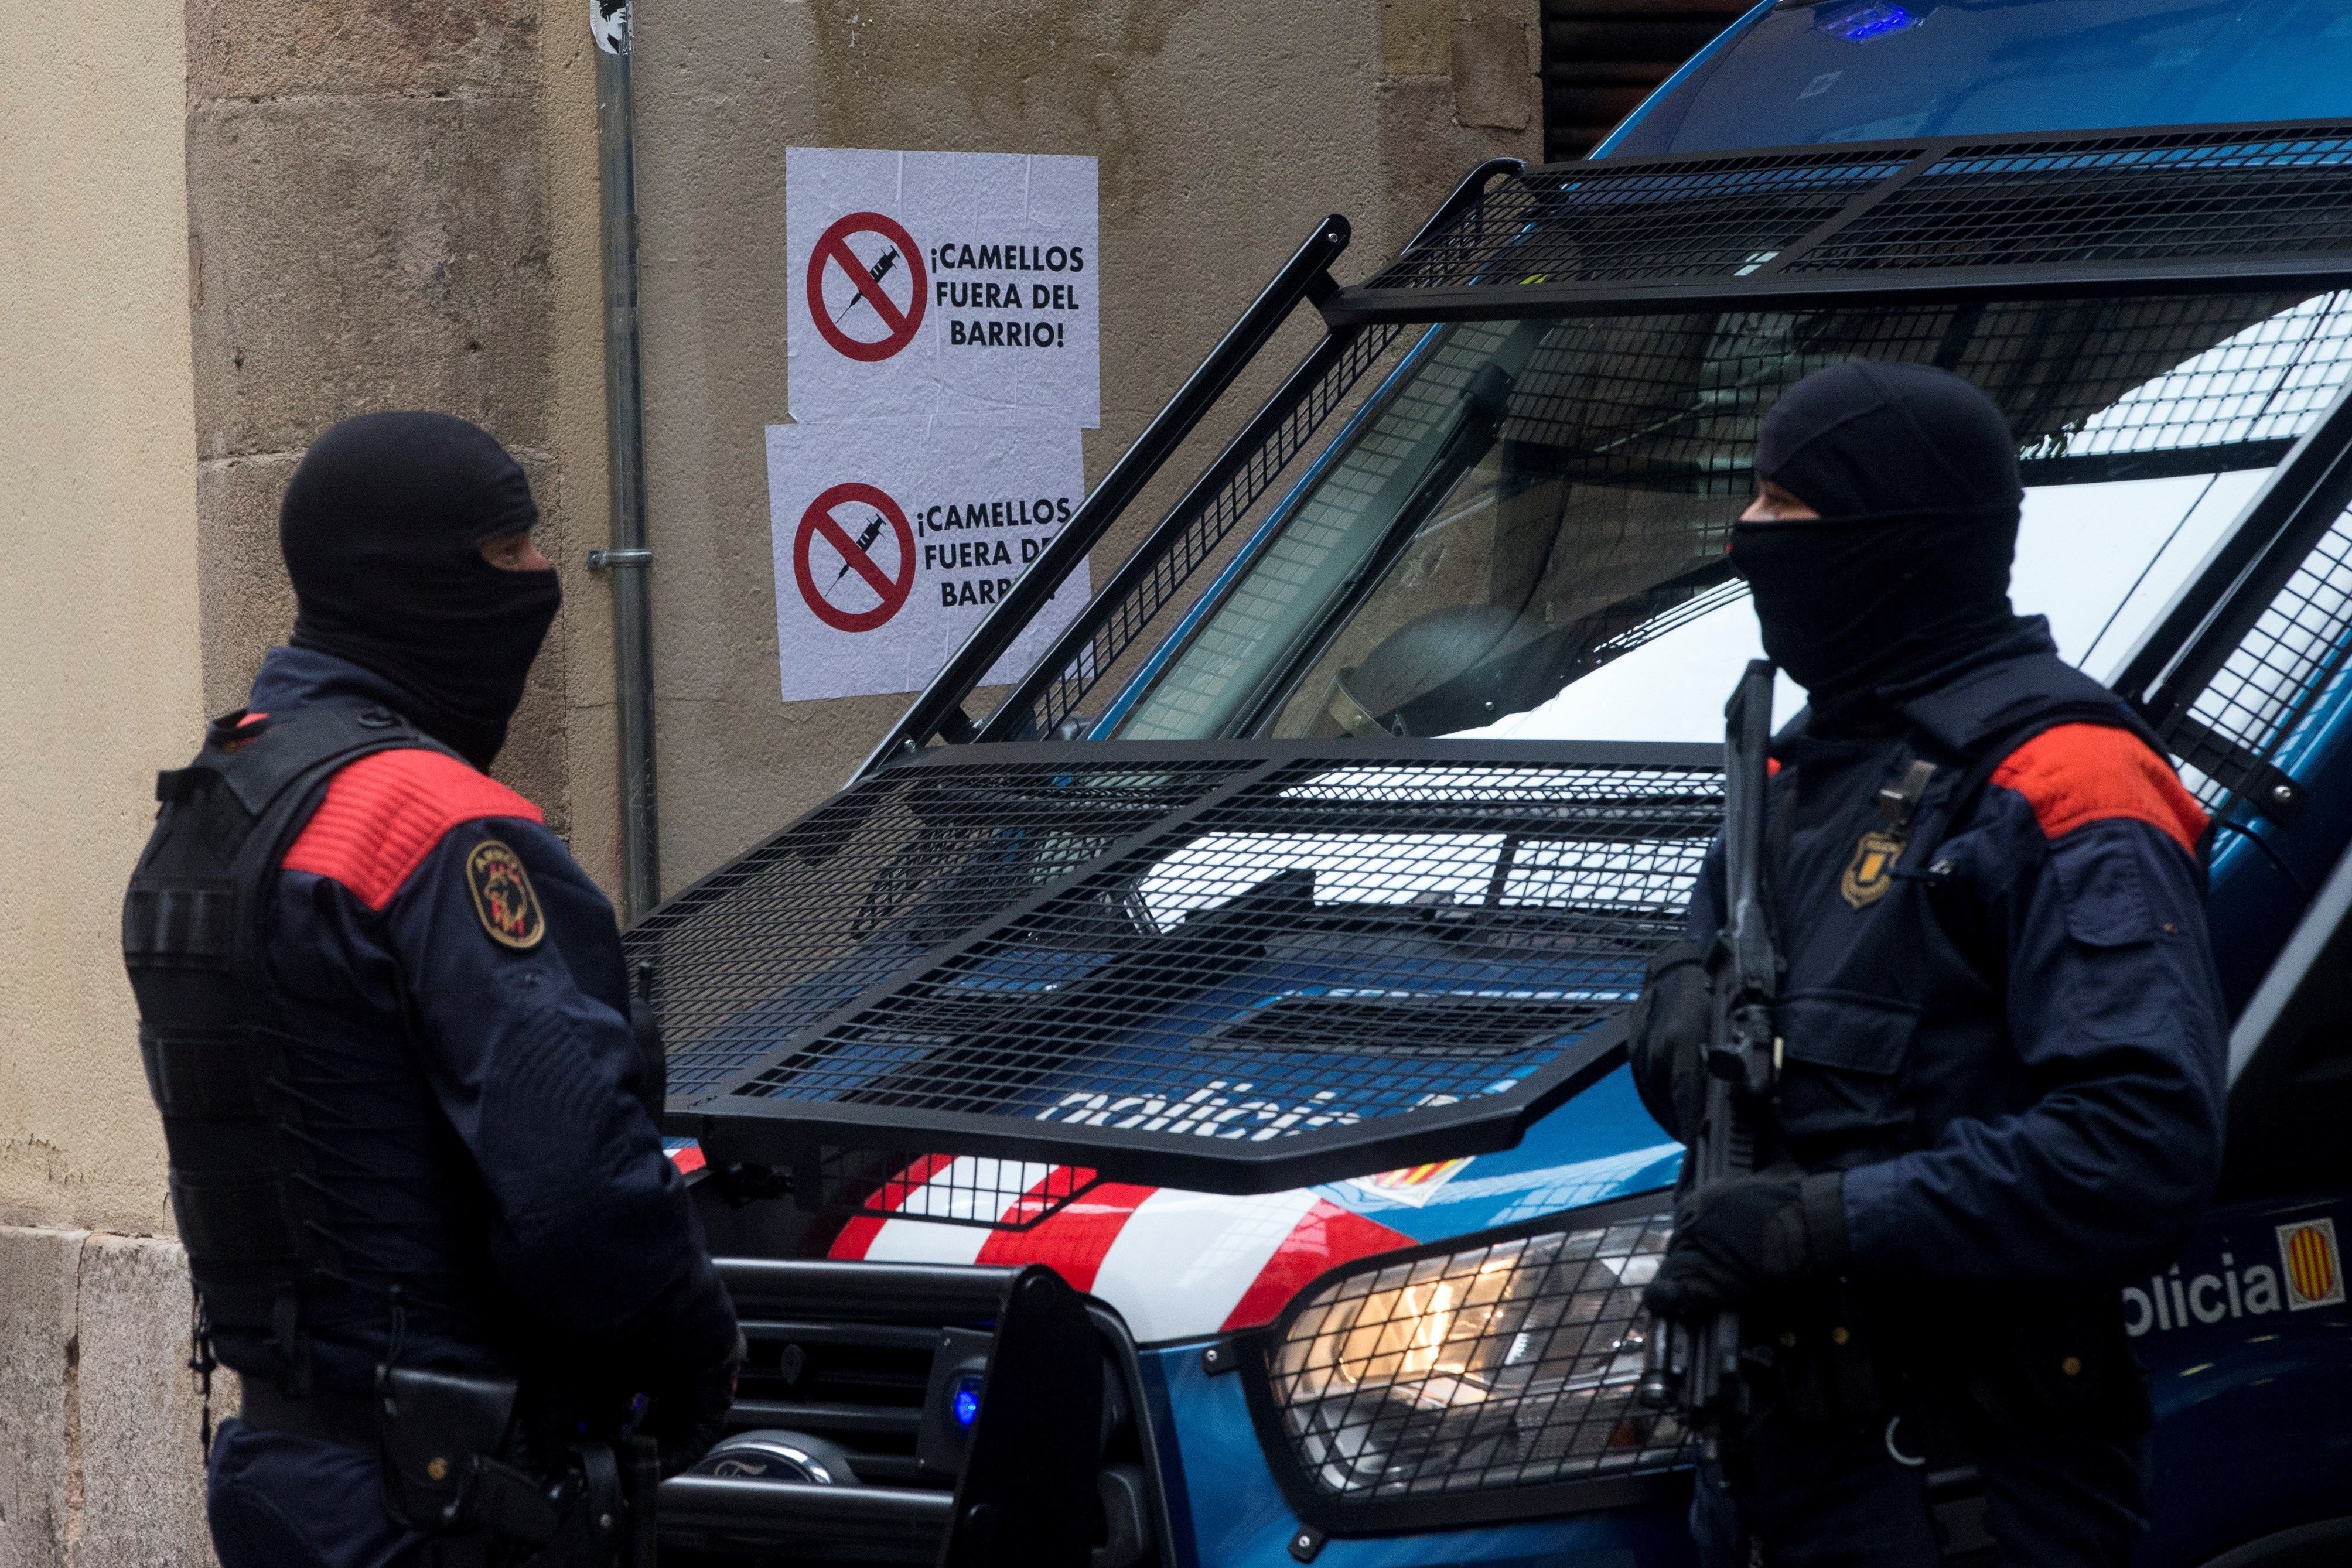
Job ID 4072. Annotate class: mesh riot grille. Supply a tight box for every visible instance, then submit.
[1361,148,1918,290]
[1263,1205,1685,1509]
[1008,324,1408,743]
[1111,288,2352,750]
[633,756,1262,1101]
[807,1150,1104,1231]
[1339,122,2352,316]
[1793,130,2352,275]
[2175,498,2352,813]
[1496,289,2352,503]
[725,755,1712,1124]
[642,743,1717,1191]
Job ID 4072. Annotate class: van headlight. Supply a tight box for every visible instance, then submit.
[1249,1198,1687,1523]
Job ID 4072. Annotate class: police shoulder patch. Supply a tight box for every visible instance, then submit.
[465,839,545,950]
[1840,829,1905,909]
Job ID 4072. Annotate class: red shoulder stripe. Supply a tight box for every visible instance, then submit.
[282,749,545,911]
[1988,723,2207,856]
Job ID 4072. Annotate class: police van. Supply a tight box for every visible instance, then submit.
[639,4,2352,1563]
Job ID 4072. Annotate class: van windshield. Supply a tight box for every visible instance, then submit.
[1108,292,2352,743]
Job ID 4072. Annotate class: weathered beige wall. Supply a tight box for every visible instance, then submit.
[0,5,219,1564]
[633,0,1539,891]
[0,1,202,1239]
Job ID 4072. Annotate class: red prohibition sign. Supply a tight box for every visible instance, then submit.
[794,482,916,633]
[807,211,928,363]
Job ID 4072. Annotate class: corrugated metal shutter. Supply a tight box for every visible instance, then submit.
[1542,1,1755,160]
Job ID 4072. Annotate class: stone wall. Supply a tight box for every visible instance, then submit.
[0,1229,225,1568]
[183,0,616,873]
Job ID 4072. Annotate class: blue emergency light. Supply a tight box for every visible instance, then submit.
[951,1376,982,1429]
[1815,1,1920,41]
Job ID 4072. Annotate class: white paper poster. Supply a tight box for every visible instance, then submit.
[786,147,1100,427]
[766,419,1092,703]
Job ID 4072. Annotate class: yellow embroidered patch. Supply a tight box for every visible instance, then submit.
[465,839,545,949]
[1839,829,1906,910]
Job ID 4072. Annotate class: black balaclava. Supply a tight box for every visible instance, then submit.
[280,412,560,769]
[1730,361,2025,725]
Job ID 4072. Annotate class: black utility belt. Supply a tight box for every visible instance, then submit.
[1741,1292,2150,1438]
[241,1379,376,1450]
[240,1369,658,1567]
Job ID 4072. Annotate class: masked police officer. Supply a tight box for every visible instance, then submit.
[1630,363,2227,1567]
[123,413,740,1566]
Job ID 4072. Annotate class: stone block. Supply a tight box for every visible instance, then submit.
[187,93,551,462]
[0,1226,83,1568]
[187,0,542,104]
[194,452,296,717]
[75,1235,217,1567]
[1452,13,1534,131]
[1381,0,1456,78]
[1377,75,1539,247]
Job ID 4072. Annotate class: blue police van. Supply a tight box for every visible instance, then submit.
[639,4,2352,1563]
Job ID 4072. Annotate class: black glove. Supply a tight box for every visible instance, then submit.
[646,1328,745,1476]
[630,1252,744,1475]
[1643,1170,1848,1324]
[1627,942,1711,1142]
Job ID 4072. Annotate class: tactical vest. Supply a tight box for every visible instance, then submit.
[1763,653,2176,1168]
[121,702,455,1389]
[1763,653,2176,1441]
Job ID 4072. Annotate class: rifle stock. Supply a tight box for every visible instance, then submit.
[1640,659,1780,1424]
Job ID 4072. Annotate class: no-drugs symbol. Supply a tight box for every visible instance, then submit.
[807,211,928,363]
[793,482,916,632]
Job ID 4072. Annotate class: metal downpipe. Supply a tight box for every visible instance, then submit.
[594,0,660,918]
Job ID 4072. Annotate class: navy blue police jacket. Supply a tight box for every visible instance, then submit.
[232,645,733,1400]
[1666,628,2228,1297]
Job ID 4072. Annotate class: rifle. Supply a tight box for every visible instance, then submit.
[1639,658,1780,1425]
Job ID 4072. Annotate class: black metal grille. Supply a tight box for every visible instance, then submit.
[1110,286,2352,750]
[1250,1197,1685,1529]
[1385,147,1913,287]
[807,1150,1104,1232]
[650,742,1717,1196]
[633,757,1261,1101]
[1502,289,2352,503]
[1793,132,2352,275]
[2175,497,2352,814]
[1330,122,2352,323]
[999,324,1408,744]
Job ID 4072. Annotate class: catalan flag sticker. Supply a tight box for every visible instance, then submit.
[2275,1215,2344,1310]
[1347,1157,1474,1208]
